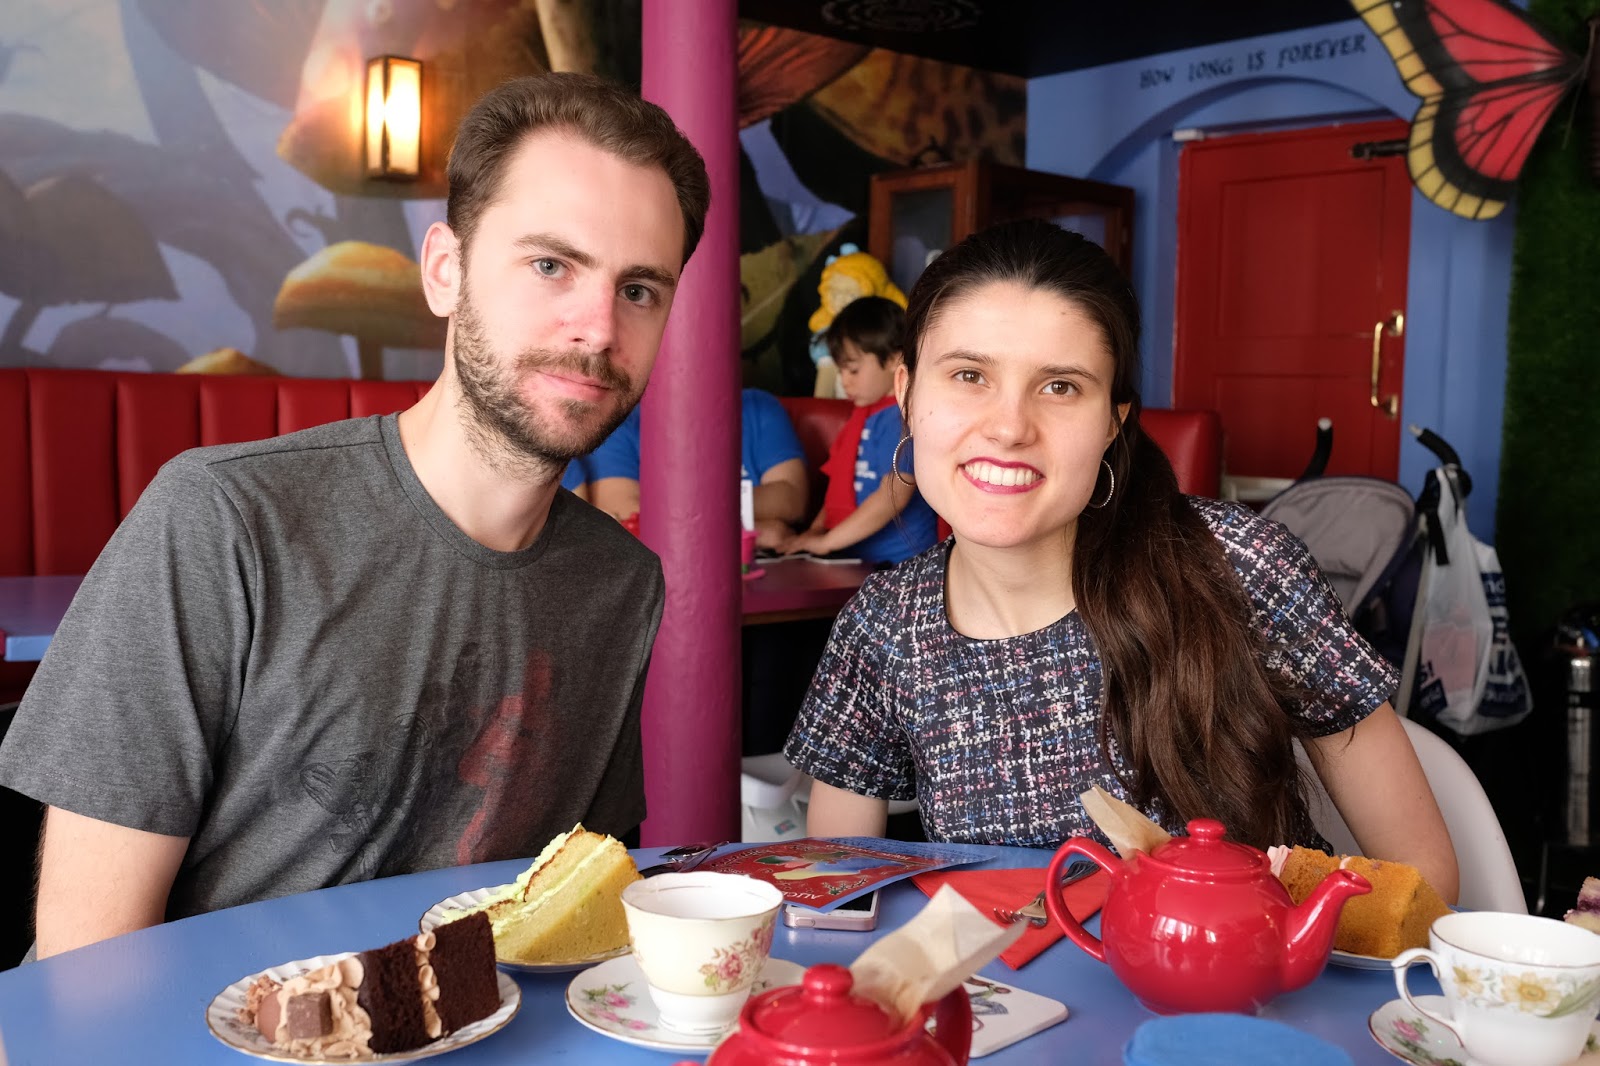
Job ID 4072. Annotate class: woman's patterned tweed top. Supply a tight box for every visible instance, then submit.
[783,497,1399,849]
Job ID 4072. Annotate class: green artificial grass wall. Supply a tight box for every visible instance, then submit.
[1496,0,1600,654]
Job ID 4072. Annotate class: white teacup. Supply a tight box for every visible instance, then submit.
[621,872,784,1035]
[1393,911,1600,1066]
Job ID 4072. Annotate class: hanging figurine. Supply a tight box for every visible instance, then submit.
[806,244,907,397]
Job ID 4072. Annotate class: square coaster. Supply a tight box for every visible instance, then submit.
[931,974,1069,1058]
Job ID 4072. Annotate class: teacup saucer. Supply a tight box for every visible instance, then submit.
[565,953,805,1052]
[1368,994,1600,1064]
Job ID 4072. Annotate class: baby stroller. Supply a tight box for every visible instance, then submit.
[1258,421,1531,736]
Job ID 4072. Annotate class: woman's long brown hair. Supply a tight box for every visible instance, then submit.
[901,219,1312,848]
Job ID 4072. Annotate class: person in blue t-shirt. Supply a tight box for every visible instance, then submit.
[775,297,939,566]
[559,459,589,498]
[573,389,810,540]
[804,400,939,565]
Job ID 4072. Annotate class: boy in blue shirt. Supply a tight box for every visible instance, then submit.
[779,296,938,565]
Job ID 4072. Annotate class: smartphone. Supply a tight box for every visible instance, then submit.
[782,891,879,930]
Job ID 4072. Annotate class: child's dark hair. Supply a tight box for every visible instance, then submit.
[824,296,904,367]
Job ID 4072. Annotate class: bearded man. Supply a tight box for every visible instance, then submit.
[0,73,709,957]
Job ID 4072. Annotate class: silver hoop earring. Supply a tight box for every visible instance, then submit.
[890,434,915,487]
[1088,458,1115,509]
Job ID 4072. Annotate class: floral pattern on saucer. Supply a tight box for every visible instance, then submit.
[574,983,653,1034]
[1369,994,1600,1066]
[564,953,806,1052]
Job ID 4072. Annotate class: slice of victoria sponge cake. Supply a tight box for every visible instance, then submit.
[1276,846,1451,958]
[464,824,641,963]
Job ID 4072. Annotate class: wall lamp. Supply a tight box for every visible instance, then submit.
[365,55,422,181]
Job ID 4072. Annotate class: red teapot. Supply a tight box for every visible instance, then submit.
[687,963,971,1066]
[1046,818,1370,1015]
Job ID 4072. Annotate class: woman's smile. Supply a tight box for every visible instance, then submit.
[961,458,1044,493]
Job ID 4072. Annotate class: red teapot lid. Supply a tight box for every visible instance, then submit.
[1146,819,1268,877]
[745,964,902,1046]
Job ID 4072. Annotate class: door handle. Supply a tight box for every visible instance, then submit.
[1370,310,1403,418]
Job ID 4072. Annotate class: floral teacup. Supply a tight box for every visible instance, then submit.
[621,872,783,1034]
[1393,911,1600,1066]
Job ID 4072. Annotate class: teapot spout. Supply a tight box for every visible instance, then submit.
[1280,868,1371,991]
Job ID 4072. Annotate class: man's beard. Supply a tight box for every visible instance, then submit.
[450,290,639,473]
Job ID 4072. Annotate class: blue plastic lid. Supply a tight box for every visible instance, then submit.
[1123,1013,1354,1066]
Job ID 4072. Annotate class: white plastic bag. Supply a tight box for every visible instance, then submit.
[1399,469,1532,735]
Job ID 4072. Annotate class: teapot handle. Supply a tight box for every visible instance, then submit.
[1044,837,1120,963]
[931,985,973,1065]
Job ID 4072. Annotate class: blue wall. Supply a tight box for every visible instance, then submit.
[1028,19,1512,539]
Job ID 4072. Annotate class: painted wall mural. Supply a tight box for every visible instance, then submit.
[0,0,1024,389]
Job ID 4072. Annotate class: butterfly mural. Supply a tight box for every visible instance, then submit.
[1351,0,1598,220]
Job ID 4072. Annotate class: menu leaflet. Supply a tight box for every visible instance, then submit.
[700,837,988,911]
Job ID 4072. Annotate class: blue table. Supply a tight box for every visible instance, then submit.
[0,846,1423,1064]
[0,575,81,663]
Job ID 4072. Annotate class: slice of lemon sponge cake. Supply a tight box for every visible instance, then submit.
[463,824,641,963]
[1275,846,1450,958]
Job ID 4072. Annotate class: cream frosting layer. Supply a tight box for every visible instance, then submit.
[487,835,613,939]
[443,828,575,923]
[414,931,443,1039]
[274,956,374,1058]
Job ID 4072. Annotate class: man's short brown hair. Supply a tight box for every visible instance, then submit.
[446,72,710,265]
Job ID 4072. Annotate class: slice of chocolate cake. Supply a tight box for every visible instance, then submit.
[429,912,500,1034]
[356,939,435,1054]
[241,915,501,1058]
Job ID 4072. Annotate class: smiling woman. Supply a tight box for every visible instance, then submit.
[785,219,1457,901]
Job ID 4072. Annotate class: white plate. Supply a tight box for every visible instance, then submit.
[1329,948,1395,971]
[1369,993,1600,1064]
[420,886,629,974]
[564,953,806,1052]
[206,952,519,1064]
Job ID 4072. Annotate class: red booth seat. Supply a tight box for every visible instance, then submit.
[1141,407,1223,499]
[0,369,432,578]
[0,371,1220,580]
[0,374,1217,701]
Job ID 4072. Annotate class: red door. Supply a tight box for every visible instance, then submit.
[1174,120,1411,481]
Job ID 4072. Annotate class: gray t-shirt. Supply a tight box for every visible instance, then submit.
[0,414,662,920]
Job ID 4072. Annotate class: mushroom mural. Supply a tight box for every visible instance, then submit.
[273,240,445,380]
[0,170,177,361]
[176,348,280,375]
[0,2,1024,386]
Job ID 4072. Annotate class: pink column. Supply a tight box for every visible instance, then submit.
[638,0,742,846]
